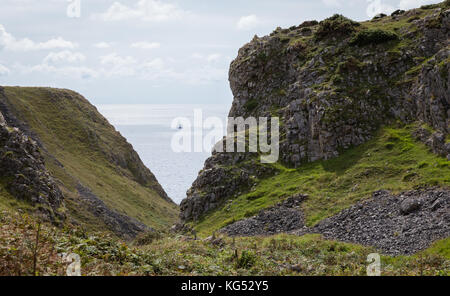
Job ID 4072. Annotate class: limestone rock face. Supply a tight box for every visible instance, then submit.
[181,6,450,222]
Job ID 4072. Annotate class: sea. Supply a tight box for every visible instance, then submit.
[96,104,230,204]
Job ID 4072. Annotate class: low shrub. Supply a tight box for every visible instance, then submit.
[236,250,257,269]
[133,231,162,246]
[299,20,318,28]
[315,14,360,40]
[336,56,364,73]
[350,29,398,46]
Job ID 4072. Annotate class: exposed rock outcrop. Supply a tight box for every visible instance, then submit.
[0,113,64,222]
[76,184,153,240]
[180,152,275,221]
[181,5,450,222]
[413,126,450,160]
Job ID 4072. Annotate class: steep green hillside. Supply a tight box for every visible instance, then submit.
[0,86,178,235]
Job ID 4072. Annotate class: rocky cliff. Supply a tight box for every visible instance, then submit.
[0,86,178,239]
[0,113,64,222]
[181,2,449,224]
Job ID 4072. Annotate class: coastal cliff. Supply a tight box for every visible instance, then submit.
[180,2,450,251]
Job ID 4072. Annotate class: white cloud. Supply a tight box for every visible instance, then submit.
[322,0,342,7]
[94,0,187,22]
[94,42,112,49]
[141,58,164,70]
[20,50,90,79]
[99,52,169,78]
[399,0,440,10]
[366,0,396,18]
[206,53,222,63]
[43,51,86,64]
[100,52,138,76]
[23,51,167,80]
[130,41,161,49]
[180,64,228,85]
[0,24,77,51]
[100,53,137,66]
[191,53,203,59]
[181,53,231,84]
[236,15,261,31]
[190,53,223,63]
[24,64,98,80]
[15,46,226,84]
[0,64,10,76]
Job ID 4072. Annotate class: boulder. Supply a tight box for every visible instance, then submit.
[391,9,405,16]
[373,13,387,20]
[400,198,421,215]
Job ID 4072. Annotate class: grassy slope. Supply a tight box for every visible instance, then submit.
[1,87,178,231]
[193,124,450,235]
[0,211,448,276]
[0,188,34,213]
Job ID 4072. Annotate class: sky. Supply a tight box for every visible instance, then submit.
[0,0,442,104]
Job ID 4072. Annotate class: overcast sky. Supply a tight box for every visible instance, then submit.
[0,0,441,104]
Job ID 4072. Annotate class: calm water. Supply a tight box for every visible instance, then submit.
[96,104,230,204]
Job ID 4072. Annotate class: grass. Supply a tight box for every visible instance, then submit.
[0,211,448,276]
[422,238,450,259]
[1,87,178,232]
[0,184,35,213]
[193,124,450,235]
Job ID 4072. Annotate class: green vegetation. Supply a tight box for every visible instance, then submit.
[350,29,398,46]
[315,14,360,40]
[1,87,178,232]
[244,98,259,112]
[0,185,35,213]
[0,212,448,276]
[421,2,444,9]
[336,56,364,73]
[193,124,450,235]
[422,238,450,259]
